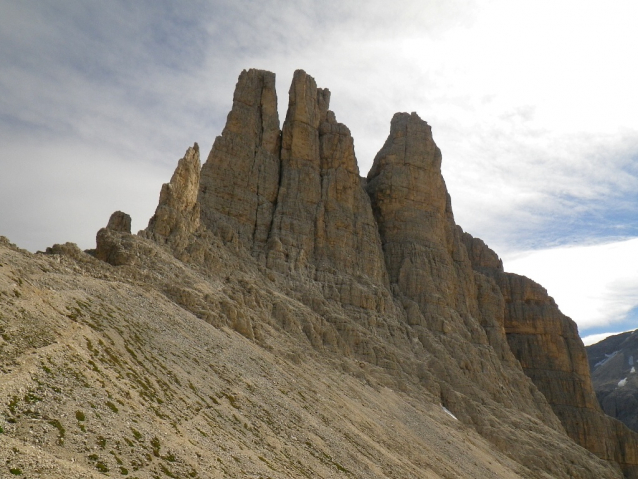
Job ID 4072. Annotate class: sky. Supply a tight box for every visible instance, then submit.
[1,0,637,344]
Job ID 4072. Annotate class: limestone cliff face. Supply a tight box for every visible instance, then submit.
[86,68,638,478]
[462,231,638,477]
[145,143,201,249]
[364,111,562,435]
[199,69,388,309]
[268,70,387,285]
[366,112,479,334]
[198,69,281,254]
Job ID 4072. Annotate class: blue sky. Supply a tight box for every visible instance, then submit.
[1,0,637,343]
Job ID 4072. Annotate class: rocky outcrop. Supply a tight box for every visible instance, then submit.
[366,112,477,332]
[105,210,132,233]
[462,231,638,477]
[144,143,201,250]
[95,211,135,266]
[198,69,281,254]
[267,71,388,291]
[587,330,638,433]
[365,111,564,436]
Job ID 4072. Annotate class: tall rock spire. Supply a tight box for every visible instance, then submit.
[130,67,638,477]
[198,69,388,305]
[265,70,327,272]
[198,68,281,253]
[145,143,201,249]
[366,112,478,332]
[266,70,388,290]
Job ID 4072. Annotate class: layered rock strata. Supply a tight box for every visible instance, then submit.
[462,231,638,477]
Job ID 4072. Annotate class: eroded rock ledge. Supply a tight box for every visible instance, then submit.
[462,230,638,476]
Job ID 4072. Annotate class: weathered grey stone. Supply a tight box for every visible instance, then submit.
[95,211,136,266]
[199,69,389,309]
[131,67,638,478]
[198,69,281,254]
[145,143,201,251]
[366,112,481,336]
[267,70,388,292]
[106,211,132,233]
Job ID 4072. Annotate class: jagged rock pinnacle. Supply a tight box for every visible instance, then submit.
[145,143,201,246]
[198,69,281,251]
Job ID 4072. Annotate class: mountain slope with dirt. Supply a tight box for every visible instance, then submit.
[1,68,636,478]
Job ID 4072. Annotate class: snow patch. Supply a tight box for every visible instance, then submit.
[631,367,636,374]
[618,378,628,387]
[594,351,618,369]
[442,406,458,420]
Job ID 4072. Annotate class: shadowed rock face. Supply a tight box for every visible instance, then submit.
[462,231,638,477]
[587,330,638,434]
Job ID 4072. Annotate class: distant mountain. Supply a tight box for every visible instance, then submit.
[587,330,638,432]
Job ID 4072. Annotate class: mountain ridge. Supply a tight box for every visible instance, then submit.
[587,329,638,434]
[0,68,636,478]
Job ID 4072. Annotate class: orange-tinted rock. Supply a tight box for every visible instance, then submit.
[462,230,638,477]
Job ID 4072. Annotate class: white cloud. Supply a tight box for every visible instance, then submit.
[581,331,630,347]
[0,141,171,252]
